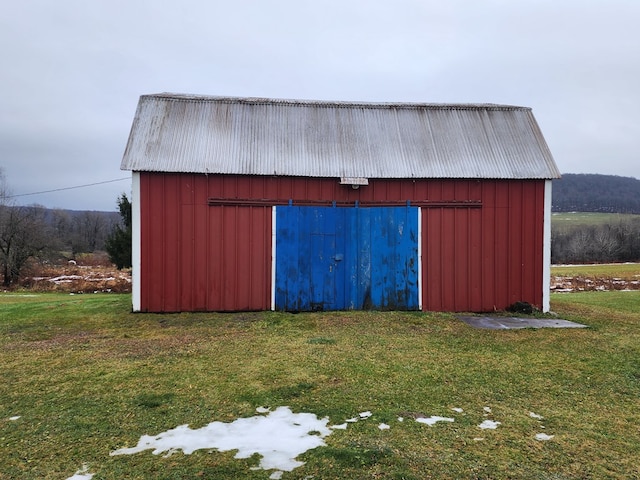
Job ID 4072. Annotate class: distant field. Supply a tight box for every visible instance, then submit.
[551,211,640,228]
[551,262,640,278]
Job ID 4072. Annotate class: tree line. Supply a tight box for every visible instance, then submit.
[551,173,640,263]
[551,217,640,264]
[0,170,131,287]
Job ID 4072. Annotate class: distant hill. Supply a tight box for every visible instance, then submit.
[552,174,640,214]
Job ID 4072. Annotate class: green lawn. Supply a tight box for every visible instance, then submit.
[1,292,639,479]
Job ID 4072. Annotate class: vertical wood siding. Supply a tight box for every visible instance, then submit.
[275,206,420,311]
[139,174,272,312]
[138,173,545,312]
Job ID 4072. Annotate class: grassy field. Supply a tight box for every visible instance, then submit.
[551,212,640,230]
[1,291,640,479]
[551,263,640,277]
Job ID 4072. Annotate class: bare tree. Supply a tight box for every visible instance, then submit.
[0,168,9,201]
[592,225,620,262]
[70,211,108,253]
[566,229,593,263]
[552,219,640,264]
[0,170,50,286]
[50,209,73,250]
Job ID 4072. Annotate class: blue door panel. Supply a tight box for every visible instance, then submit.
[276,206,418,311]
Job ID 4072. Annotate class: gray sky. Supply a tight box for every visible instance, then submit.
[1,0,638,211]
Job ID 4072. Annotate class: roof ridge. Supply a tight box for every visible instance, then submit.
[143,93,530,111]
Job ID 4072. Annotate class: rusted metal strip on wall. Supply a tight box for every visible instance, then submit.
[208,197,482,208]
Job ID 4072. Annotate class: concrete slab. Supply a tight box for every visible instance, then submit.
[457,316,588,330]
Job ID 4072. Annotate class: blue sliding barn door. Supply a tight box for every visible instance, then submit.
[275,206,419,311]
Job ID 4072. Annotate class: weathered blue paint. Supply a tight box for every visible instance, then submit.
[275,206,419,311]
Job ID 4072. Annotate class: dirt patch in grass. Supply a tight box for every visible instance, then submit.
[19,258,131,293]
[9,332,204,361]
[551,275,640,292]
[551,264,640,292]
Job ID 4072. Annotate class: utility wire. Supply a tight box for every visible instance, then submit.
[6,177,131,198]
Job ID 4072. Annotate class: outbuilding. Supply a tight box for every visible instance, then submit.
[120,93,561,313]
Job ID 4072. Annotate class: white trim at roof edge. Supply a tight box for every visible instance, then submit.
[542,180,552,313]
[132,172,141,312]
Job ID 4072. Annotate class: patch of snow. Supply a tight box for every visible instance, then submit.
[9,416,20,421]
[451,407,464,413]
[330,423,348,430]
[359,411,372,419]
[529,412,543,419]
[478,420,501,430]
[270,471,284,479]
[553,262,639,267]
[416,416,454,426]
[397,417,404,422]
[256,406,270,413]
[345,417,359,423]
[378,423,390,430]
[535,433,554,441]
[66,464,94,480]
[110,406,331,474]
[50,275,84,284]
[473,437,484,441]
[483,406,492,413]
[91,276,116,282]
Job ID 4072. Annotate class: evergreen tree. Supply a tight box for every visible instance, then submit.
[105,194,132,269]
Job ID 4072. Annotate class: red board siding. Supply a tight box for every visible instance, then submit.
[139,174,271,312]
[138,173,545,312]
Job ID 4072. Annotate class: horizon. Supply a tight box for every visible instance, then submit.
[7,171,640,212]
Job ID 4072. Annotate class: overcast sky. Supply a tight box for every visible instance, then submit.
[1,0,638,211]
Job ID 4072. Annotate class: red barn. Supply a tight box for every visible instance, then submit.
[120,93,560,313]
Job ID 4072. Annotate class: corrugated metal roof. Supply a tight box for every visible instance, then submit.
[120,93,561,179]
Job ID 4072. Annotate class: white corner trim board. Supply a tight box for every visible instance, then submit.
[131,172,141,312]
[542,179,552,313]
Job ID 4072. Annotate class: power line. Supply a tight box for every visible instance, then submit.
[7,177,131,199]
